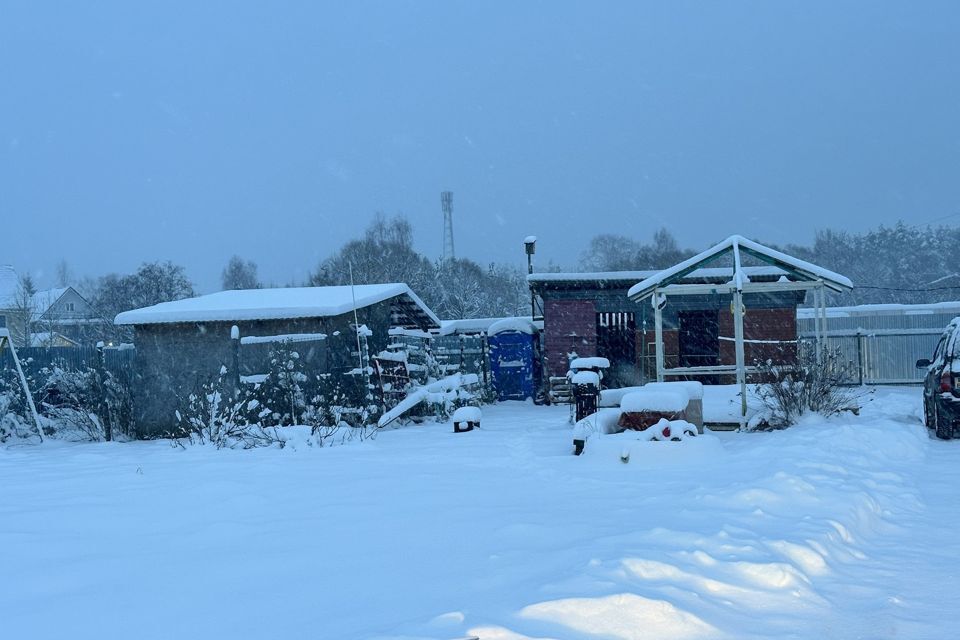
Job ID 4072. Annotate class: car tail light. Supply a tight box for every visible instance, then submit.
[941,371,954,393]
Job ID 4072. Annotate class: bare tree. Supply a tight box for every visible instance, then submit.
[309,213,434,295]
[580,234,642,271]
[579,228,694,271]
[11,273,36,347]
[309,214,529,319]
[91,261,195,342]
[55,260,72,288]
[221,256,260,290]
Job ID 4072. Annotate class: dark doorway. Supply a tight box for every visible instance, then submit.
[678,310,719,369]
[597,312,638,386]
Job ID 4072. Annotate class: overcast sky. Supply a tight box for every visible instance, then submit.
[2,1,958,292]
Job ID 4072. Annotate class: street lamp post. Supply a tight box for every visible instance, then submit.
[524,236,536,319]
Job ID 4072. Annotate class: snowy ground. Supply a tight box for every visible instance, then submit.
[2,387,958,640]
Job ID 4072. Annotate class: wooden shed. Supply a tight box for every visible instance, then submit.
[115,284,439,437]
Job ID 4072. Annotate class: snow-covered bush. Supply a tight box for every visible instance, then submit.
[251,343,309,427]
[34,367,104,441]
[0,360,133,443]
[176,341,384,448]
[176,367,284,449]
[753,346,868,429]
[0,377,31,442]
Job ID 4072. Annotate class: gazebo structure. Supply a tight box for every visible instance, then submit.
[626,235,853,427]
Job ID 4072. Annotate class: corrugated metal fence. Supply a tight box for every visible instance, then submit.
[0,345,136,383]
[798,310,954,385]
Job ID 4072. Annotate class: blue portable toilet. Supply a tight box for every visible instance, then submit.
[487,318,537,401]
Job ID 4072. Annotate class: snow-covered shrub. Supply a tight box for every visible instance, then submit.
[425,378,480,423]
[176,367,284,449]
[753,346,869,429]
[22,362,135,442]
[1,360,135,443]
[176,340,384,448]
[0,376,31,442]
[251,343,309,427]
[101,370,134,439]
[34,367,104,441]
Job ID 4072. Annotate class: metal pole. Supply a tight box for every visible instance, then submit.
[2,333,43,441]
[819,281,828,365]
[96,341,111,442]
[654,292,665,382]
[732,240,747,429]
[527,252,536,319]
[231,325,241,399]
[856,331,864,386]
[733,289,747,429]
[348,262,364,374]
[813,284,823,363]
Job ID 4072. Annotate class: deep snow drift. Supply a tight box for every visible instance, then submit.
[1,388,957,640]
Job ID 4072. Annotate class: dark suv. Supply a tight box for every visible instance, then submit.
[918,317,960,439]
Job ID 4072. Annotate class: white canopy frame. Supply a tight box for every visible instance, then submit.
[630,236,852,429]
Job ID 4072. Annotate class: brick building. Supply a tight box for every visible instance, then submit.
[528,267,802,385]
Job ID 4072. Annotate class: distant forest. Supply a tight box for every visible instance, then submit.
[56,219,955,339]
[578,221,956,307]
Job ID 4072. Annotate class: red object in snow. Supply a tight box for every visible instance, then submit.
[941,370,953,393]
[661,425,671,439]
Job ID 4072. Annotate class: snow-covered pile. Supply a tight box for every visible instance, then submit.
[451,406,481,423]
[580,420,718,463]
[621,389,689,413]
[572,407,623,442]
[571,370,600,386]
[601,381,704,407]
[569,356,610,370]
[644,380,704,400]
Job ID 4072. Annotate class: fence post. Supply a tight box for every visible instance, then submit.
[96,341,111,442]
[480,336,491,398]
[231,326,241,399]
[856,330,866,386]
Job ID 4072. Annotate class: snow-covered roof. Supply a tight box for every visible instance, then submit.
[528,266,787,285]
[30,331,80,348]
[439,316,542,336]
[0,265,18,308]
[627,235,853,301]
[487,317,538,337]
[114,284,440,328]
[0,271,75,316]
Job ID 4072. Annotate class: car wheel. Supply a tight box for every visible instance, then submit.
[935,403,953,440]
